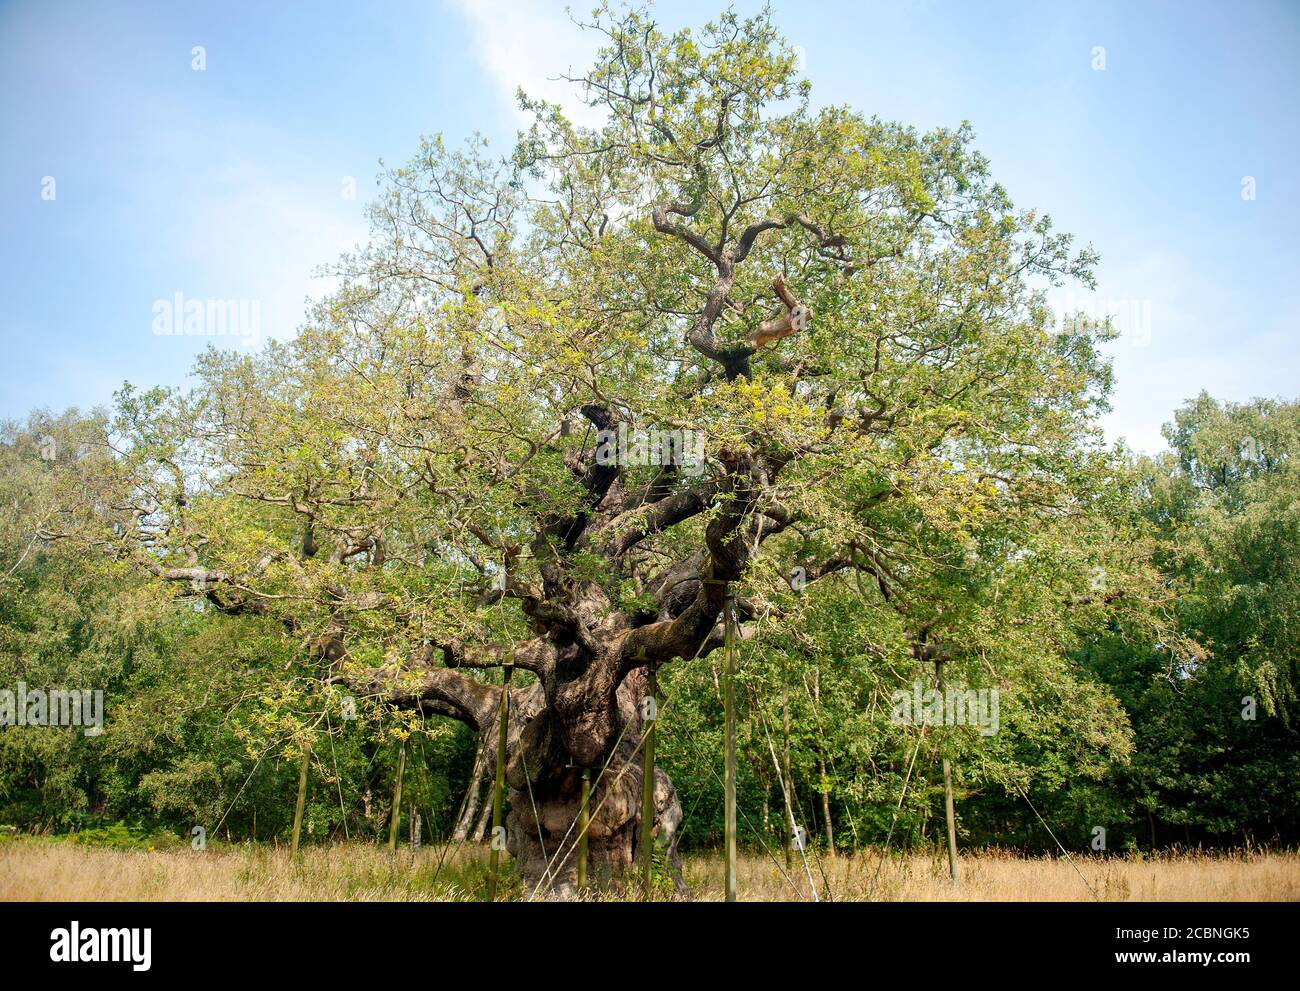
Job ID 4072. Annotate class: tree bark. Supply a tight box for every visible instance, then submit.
[471,786,493,843]
[502,670,685,898]
[453,731,493,842]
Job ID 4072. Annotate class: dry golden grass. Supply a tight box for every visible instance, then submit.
[0,840,495,902]
[1,840,1297,901]
[682,847,1300,901]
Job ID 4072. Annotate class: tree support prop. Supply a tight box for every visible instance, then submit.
[486,663,513,901]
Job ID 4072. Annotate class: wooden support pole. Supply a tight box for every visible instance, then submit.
[937,661,959,882]
[387,740,406,851]
[813,668,835,852]
[724,589,738,903]
[290,740,310,859]
[640,664,658,900]
[782,681,794,870]
[942,757,960,881]
[486,663,513,901]
[577,768,591,893]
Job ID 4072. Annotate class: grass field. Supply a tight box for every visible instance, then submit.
[2,839,1297,901]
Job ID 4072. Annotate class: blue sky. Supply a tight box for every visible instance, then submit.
[2,0,1297,453]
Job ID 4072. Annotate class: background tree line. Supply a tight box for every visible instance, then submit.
[2,391,1295,855]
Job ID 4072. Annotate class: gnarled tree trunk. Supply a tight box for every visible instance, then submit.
[502,669,685,897]
[353,423,773,899]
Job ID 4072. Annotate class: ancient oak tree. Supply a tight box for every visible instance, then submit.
[44,7,1124,894]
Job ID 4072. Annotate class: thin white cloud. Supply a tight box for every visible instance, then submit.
[184,165,367,346]
[111,100,370,348]
[448,0,604,128]
[1047,250,1207,454]
[0,1,370,362]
